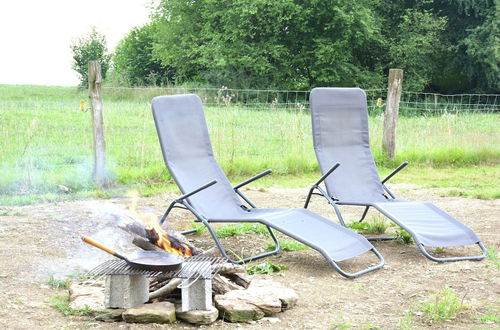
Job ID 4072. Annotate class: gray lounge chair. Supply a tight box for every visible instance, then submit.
[305,87,487,262]
[152,94,384,278]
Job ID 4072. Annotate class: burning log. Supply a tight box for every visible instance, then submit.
[115,213,202,256]
[144,226,192,257]
[113,203,250,299]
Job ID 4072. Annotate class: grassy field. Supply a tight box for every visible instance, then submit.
[0,85,498,204]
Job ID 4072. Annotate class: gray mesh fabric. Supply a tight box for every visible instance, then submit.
[310,88,387,202]
[374,202,479,247]
[152,94,374,262]
[310,87,480,247]
[152,94,244,218]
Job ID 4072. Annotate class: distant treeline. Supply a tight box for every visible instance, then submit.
[111,0,499,93]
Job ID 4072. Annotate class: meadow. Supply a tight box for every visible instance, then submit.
[0,85,498,204]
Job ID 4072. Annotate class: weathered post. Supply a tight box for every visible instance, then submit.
[88,61,107,188]
[382,69,403,159]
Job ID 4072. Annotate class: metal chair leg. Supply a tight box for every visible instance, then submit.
[358,206,370,222]
[202,220,281,264]
[325,248,385,278]
[418,242,488,262]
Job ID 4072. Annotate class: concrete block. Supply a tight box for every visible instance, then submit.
[105,275,149,309]
[181,279,212,311]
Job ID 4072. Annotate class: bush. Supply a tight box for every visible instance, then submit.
[70,27,111,87]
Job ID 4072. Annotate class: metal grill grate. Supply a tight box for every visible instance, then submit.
[87,255,226,280]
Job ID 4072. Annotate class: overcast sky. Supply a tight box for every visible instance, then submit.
[0,0,152,86]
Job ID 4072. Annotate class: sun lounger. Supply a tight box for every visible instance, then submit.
[151,93,384,277]
[305,87,487,262]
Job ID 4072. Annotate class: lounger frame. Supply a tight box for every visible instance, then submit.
[304,163,487,262]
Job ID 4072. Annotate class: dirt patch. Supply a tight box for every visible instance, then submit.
[0,184,498,329]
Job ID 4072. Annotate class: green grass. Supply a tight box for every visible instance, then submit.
[0,85,498,204]
[419,287,465,322]
[476,313,499,324]
[49,295,93,316]
[246,261,288,275]
[486,246,500,269]
[330,323,353,329]
[47,274,71,290]
[267,239,307,252]
[214,223,270,238]
[347,216,389,235]
[394,227,414,245]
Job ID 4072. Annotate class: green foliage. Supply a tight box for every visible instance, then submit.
[191,222,207,235]
[400,310,414,330]
[105,0,500,92]
[330,323,353,329]
[476,313,500,324]
[113,23,174,86]
[49,295,93,316]
[419,287,465,322]
[152,0,384,89]
[215,223,270,238]
[70,27,111,87]
[394,227,413,244]
[47,274,71,290]
[387,9,447,91]
[430,0,499,92]
[246,261,288,275]
[486,246,500,269]
[347,216,389,235]
[267,239,306,252]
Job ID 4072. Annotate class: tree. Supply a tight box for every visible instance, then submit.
[114,23,175,86]
[152,0,385,89]
[386,9,447,91]
[70,27,111,87]
[428,0,499,92]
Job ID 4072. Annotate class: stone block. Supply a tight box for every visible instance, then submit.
[105,275,149,309]
[69,281,105,312]
[176,304,219,324]
[214,295,265,322]
[181,278,212,311]
[123,302,176,324]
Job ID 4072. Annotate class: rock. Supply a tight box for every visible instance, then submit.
[223,288,281,315]
[215,295,265,322]
[214,276,298,322]
[69,282,105,312]
[247,277,298,310]
[94,309,124,322]
[176,304,219,324]
[122,302,176,324]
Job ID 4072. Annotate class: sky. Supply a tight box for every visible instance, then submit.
[0,0,152,86]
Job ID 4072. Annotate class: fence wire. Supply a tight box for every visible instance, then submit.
[0,87,498,194]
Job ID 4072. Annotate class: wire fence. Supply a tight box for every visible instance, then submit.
[0,86,498,195]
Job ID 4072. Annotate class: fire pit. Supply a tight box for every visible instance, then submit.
[87,255,226,311]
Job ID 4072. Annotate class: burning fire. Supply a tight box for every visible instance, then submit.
[126,191,192,257]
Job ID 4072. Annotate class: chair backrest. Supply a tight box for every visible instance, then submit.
[152,94,245,218]
[310,87,387,202]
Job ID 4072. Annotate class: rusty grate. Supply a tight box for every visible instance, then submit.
[87,255,226,280]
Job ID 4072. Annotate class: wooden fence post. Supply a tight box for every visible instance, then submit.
[88,61,107,188]
[382,69,403,159]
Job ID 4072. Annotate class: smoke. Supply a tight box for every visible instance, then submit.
[43,200,144,281]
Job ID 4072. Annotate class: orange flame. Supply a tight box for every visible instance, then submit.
[126,191,192,257]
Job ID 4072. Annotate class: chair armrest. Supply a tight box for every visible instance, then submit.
[232,170,272,209]
[314,163,340,186]
[381,161,408,184]
[233,169,272,190]
[159,180,217,225]
[176,180,218,202]
[304,163,340,209]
